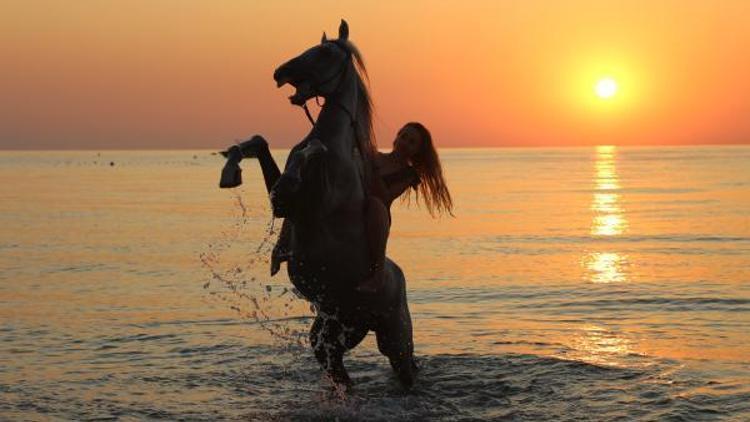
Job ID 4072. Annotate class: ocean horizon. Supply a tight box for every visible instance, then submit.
[2,143,750,151]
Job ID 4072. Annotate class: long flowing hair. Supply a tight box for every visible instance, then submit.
[339,44,452,216]
[403,122,454,217]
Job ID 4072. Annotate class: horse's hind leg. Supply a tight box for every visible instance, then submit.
[309,312,367,387]
[374,265,418,389]
[375,308,417,389]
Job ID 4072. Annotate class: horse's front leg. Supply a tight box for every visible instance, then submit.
[270,139,327,218]
[219,135,281,192]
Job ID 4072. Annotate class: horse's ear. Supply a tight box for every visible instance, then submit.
[338,19,349,41]
[321,31,327,44]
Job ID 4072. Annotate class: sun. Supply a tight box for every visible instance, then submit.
[595,77,618,99]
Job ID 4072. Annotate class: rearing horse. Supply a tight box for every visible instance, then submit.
[220,20,417,389]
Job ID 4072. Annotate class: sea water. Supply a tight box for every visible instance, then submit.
[1,146,748,420]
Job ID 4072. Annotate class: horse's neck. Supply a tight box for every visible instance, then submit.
[313,73,357,156]
[308,73,368,213]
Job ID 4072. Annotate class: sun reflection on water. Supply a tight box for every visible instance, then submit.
[585,146,630,283]
[583,252,628,283]
[568,324,636,367]
[591,146,627,237]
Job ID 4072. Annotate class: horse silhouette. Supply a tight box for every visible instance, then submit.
[219,20,417,389]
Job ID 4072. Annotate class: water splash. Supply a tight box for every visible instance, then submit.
[200,191,313,348]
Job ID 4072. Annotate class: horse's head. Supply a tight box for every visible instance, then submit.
[271,19,376,222]
[273,19,352,106]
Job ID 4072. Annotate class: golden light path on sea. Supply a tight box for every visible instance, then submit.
[584,145,629,283]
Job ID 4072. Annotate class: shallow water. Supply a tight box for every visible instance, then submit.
[1,146,749,420]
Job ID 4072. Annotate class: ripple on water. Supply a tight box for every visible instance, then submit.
[2,339,749,421]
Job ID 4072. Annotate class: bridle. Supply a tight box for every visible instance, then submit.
[299,40,357,130]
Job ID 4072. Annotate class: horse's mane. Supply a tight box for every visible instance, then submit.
[343,41,377,162]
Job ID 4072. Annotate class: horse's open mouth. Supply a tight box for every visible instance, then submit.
[289,89,311,105]
[276,77,313,106]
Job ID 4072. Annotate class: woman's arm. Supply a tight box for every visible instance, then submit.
[382,167,420,204]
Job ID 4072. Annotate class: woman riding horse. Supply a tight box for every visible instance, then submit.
[219,20,421,389]
[260,122,454,292]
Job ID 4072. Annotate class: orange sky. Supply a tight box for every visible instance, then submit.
[1,0,749,149]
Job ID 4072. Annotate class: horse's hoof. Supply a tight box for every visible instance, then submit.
[397,367,415,390]
[219,162,242,188]
[391,356,417,391]
[326,370,353,392]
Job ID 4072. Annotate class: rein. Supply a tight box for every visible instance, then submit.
[302,102,317,127]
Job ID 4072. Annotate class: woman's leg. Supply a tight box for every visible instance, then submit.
[356,197,390,293]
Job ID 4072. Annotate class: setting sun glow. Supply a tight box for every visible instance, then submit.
[1,1,750,149]
[595,78,618,99]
